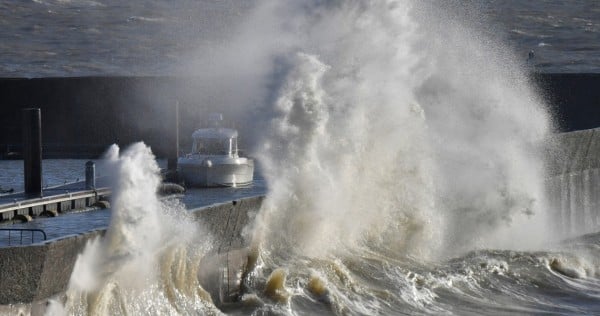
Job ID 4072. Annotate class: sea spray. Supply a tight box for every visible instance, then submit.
[49,143,218,315]
[246,0,551,263]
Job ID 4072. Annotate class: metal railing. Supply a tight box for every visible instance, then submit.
[0,228,47,246]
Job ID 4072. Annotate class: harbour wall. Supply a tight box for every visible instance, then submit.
[0,195,264,307]
[0,73,598,158]
[0,127,599,308]
[546,127,600,237]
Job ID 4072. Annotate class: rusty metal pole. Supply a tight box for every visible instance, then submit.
[22,108,42,196]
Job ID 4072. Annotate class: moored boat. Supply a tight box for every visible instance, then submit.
[178,114,254,187]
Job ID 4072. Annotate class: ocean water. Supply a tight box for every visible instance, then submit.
[0,0,598,77]
[1,0,600,315]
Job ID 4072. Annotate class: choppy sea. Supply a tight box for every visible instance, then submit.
[0,0,598,77]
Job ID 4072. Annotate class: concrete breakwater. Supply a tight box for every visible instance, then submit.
[546,128,600,237]
[0,73,598,159]
[0,195,264,310]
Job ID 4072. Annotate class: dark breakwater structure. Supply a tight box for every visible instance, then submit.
[0,74,598,159]
[0,74,597,312]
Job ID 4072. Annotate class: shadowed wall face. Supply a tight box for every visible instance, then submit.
[0,74,598,159]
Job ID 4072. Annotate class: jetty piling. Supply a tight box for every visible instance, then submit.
[22,108,42,197]
[85,161,95,190]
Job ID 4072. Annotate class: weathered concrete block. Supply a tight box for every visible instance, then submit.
[0,230,104,305]
[36,230,104,302]
[59,201,71,212]
[0,211,13,221]
[0,245,47,304]
[31,205,43,216]
[73,198,86,209]
[86,196,97,206]
[45,203,58,212]
[15,208,29,216]
[191,196,264,254]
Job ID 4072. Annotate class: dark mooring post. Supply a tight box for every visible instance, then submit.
[85,161,96,190]
[22,108,42,197]
[166,101,179,181]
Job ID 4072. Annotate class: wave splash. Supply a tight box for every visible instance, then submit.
[237,1,569,313]
[251,0,551,262]
[46,143,218,315]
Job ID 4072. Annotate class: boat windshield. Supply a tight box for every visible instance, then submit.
[192,137,237,155]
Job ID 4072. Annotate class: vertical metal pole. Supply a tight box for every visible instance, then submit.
[23,108,42,197]
[85,161,96,190]
[167,101,179,172]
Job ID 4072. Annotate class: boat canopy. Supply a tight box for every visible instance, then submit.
[191,128,238,156]
[192,128,238,139]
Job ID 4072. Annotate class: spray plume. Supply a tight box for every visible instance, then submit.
[47,143,217,315]
[229,0,553,259]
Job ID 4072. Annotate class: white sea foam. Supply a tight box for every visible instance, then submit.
[236,1,552,260]
[49,143,215,315]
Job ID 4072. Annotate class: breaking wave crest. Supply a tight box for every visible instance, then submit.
[251,0,551,262]
[47,143,219,315]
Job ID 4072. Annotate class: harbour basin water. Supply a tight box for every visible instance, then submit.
[0,158,266,245]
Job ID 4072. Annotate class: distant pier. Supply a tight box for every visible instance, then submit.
[0,185,110,223]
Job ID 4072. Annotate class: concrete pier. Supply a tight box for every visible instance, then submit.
[0,178,110,223]
[0,187,110,222]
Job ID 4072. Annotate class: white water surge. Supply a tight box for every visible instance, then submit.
[46,143,218,315]
[247,0,552,260]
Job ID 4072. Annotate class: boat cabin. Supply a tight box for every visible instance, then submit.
[191,128,239,157]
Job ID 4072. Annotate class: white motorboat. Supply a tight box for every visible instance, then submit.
[178,114,254,187]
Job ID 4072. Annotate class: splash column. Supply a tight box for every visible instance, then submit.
[22,108,43,196]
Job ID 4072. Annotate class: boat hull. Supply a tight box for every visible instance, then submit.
[178,158,254,187]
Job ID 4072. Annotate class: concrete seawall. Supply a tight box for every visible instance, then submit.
[0,73,598,158]
[0,230,104,305]
[0,195,264,307]
[546,128,600,236]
